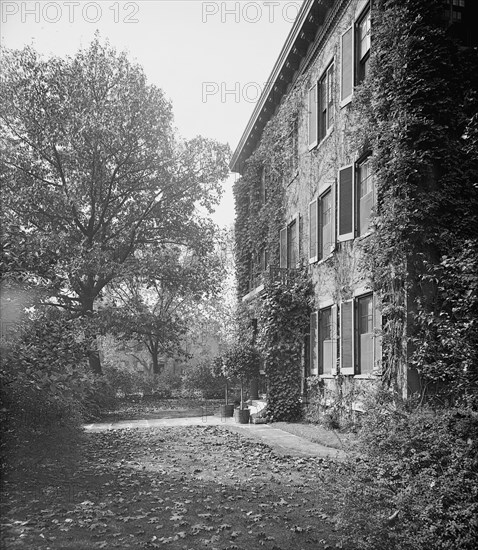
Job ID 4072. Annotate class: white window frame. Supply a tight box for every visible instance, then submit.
[318,60,335,142]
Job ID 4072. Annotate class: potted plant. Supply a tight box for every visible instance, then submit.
[223,344,260,424]
[212,357,234,417]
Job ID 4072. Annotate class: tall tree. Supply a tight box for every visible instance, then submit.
[0,39,230,373]
[106,245,224,375]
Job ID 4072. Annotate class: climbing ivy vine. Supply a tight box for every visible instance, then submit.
[258,268,312,421]
[233,78,305,298]
[353,0,478,401]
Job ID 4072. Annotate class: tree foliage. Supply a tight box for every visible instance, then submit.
[0,38,230,373]
[105,243,224,374]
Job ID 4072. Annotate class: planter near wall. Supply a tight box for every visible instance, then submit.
[234,408,250,424]
[220,404,234,417]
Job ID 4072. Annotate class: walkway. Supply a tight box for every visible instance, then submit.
[84,414,346,459]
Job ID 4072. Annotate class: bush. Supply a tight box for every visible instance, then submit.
[0,314,91,470]
[102,364,137,397]
[182,363,225,399]
[135,370,183,398]
[335,390,478,550]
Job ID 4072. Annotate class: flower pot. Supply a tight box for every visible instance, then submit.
[234,408,250,424]
[220,404,234,417]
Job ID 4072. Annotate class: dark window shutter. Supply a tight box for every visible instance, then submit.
[338,166,354,239]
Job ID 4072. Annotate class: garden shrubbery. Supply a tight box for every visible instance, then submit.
[334,390,478,550]
[181,362,226,399]
[0,314,92,470]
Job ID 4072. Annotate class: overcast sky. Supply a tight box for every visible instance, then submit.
[1,0,301,226]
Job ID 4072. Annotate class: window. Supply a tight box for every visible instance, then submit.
[340,6,371,104]
[308,82,318,149]
[280,216,300,268]
[339,294,382,376]
[310,305,337,376]
[338,158,375,241]
[357,156,374,235]
[357,294,373,374]
[356,8,371,84]
[309,186,336,263]
[443,0,466,21]
[318,62,334,142]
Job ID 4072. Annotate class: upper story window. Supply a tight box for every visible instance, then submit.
[318,62,335,142]
[356,8,371,84]
[280,216,300,269]
[357,156,374,236]
[309,60,335,149]
[309,184,336,263]
[337,156,375,242]
[341,5,371,105]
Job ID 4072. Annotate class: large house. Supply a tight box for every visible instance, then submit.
[230,0,476,417]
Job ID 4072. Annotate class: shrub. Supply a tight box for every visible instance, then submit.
[102,364,137,397]
[135,370,183,398]
[182,362,225,399]
[0,314,91,470]
[335,390,478,550]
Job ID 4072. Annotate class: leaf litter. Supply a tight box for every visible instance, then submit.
[2,425,343,549]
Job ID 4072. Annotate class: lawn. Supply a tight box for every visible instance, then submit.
[2,426,344,550]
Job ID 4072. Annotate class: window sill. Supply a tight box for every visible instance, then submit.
[317,127,334,149]
[241,283,264,302]
[340,96,352,109]
[353,373,381,380]
[316,250,335,265]
[319,374,336,379]
[356,229,374,241]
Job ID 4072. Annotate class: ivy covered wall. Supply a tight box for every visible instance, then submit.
[354,0,478,403]
[233,0,478,420]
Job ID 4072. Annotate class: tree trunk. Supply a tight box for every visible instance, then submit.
[152,353,161,375]
[82,294,103,375]
[150,340,161,375]
[88,349,102,375]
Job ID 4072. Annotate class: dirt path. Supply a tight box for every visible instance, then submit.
[2,425,345,549]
